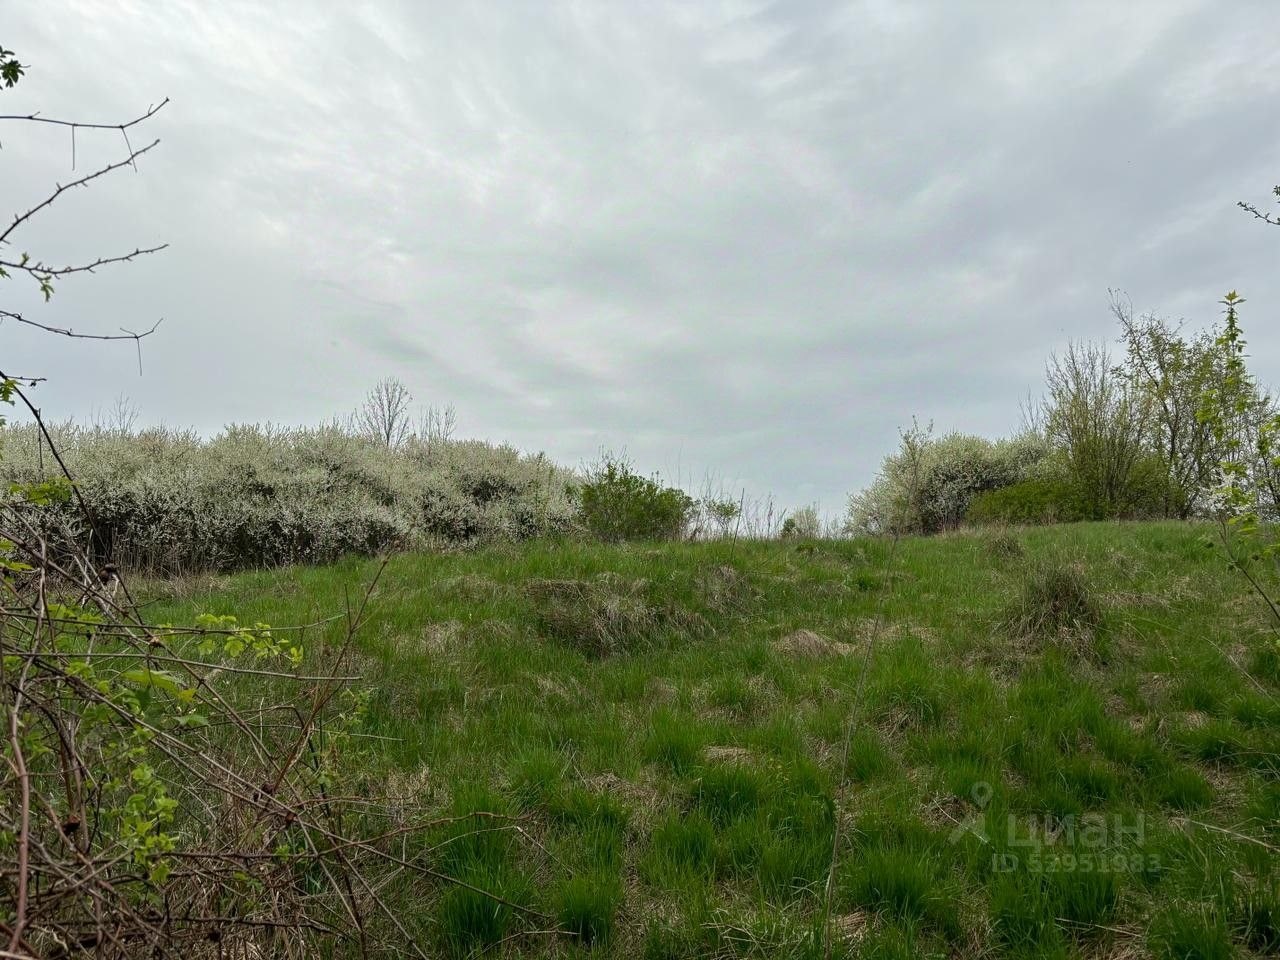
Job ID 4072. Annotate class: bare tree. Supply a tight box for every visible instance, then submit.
[418,402,457,445]
[356,376,413,449]
[1042,340,1149,517]
[91,393,139,434]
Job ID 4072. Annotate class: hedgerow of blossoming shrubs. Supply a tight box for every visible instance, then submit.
[0,422,577,572]
[845,427,1050,535]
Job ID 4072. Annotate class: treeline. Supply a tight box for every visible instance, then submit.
[846,294,1279,534]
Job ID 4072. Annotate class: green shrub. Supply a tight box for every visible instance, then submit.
[967,477,1089,525]
[577,454,694,542]
[1122,453,1186,518]
[968,456,1177,526]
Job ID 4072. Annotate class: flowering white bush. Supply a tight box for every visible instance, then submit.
[845,427,1049,535]
[1,422,577,572]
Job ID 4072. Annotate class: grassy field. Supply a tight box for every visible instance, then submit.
[142,522,1279,959]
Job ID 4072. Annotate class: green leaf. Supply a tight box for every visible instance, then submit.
[122,668,183,695]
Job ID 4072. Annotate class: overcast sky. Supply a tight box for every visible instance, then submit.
[3,1,1278,514]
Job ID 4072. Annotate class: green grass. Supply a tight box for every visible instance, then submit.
[140,522,1280,957]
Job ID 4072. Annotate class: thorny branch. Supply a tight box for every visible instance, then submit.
[1237,185,1280,227]
[0,312,161,344]
[0,98,168,135]
[2,100,165,355]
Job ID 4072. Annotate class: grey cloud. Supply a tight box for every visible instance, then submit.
[3,0,1278,517]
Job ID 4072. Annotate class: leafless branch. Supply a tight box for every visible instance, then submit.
[0,97,169,134]
[1,310,161,343]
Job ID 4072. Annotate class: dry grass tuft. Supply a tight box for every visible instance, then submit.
[440,572,506,602]
[830,910,870,944]
[527,574,704,656]
[696,563,755,614]
[772,628,853,658]
[702,745,759,765]
[1000,556,1106,658]
[421,619,465,654]
[983,529,1025,563]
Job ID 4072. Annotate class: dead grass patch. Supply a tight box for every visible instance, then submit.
[701,745,758,765]
[830,910,870,945]
[439,572,505,602]
[421,619,464,654]
[527,574,704,656]
[696,563,755,614]
[773,628,854,658]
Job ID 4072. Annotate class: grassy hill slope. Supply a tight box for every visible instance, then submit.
[143,522,1280,959]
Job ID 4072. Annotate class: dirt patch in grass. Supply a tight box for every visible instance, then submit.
[1090,941,1148,960]
[382,765,438,808]
[1136,671,1172,706]
[582,771,665,828]
[646,678,680,703]
[1106,574,1199,611]
[1180,710,1210,729]
[531,672,583,702]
